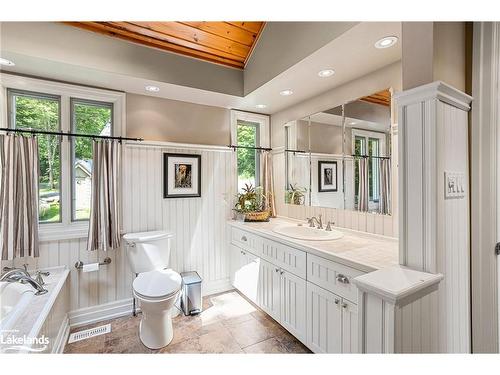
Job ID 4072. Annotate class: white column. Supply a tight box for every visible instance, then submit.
[396,81,472,352]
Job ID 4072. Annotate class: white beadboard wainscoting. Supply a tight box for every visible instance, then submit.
[122,142,235,296]
[0,141,235,330]
[397,82,472,353]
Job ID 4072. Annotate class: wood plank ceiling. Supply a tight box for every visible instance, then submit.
[360,89,391,107]
[65,22,265,69]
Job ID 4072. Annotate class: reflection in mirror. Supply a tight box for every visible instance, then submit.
[344,90,392,214]
[284,119,309,206]
[308,105,345,209]
[283,89,394,215]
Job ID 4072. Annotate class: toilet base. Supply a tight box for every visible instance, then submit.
[138,309,174,349]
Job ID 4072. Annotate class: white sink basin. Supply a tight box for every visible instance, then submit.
[272,225,344,241]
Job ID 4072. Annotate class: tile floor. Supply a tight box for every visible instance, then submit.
[64,290,311,354]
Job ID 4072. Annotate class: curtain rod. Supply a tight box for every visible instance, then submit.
[285,149,306,154]
[228,144,272,152]
[0,127,143,142]
[351,154,390,160]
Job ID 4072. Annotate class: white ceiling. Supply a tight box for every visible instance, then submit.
[1,22,401,115]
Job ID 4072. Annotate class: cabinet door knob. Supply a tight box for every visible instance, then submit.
[275,268,280,273]
[241,236,247,242]
[334,298,340,305]
[280,270,284,275]
[336,274,349,284]
[342,302,348,309]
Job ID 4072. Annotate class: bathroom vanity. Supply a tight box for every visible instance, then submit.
[227,217,398,353]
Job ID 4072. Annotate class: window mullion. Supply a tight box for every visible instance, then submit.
[60,95,72,226]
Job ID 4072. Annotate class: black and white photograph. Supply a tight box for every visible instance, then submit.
[318,161,337,192]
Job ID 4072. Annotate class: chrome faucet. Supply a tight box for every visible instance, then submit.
[0,269,48,295]
[3,263,30,277]
[307,214,324,229]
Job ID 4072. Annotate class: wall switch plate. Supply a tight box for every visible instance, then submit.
[444,171,466,199]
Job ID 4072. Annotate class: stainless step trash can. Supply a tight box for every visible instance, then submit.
[180,271,203,316]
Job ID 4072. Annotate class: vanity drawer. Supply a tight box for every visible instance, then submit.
[260,238,306,279]
[231,227,260,255]
[307,254,364,303]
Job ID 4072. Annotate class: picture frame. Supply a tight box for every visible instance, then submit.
[163,153,201,198]
[318,161,338,192]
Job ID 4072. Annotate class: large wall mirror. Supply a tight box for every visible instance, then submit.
[284,89,394,215]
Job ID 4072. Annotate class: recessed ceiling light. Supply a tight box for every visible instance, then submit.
[318,69,335,78]
[256,104,267,109]
[280,89,293,96]
[145,85,160,92]
[374,36,398,49]
[0,57,15,66]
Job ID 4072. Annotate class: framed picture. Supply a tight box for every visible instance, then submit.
[163,153,201,198]
[318,161,338,192]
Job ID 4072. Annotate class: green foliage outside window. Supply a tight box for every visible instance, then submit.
[12,94,61,222]
[237,122,258,181]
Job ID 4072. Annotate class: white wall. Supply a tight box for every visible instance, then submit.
[0,142,235,324]
[122,143,234,295]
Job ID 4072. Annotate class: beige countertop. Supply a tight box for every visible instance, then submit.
[228,217,399,273]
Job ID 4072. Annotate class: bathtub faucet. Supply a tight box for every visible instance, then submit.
[0,269,48,295]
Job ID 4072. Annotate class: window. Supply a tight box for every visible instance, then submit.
[236,120,260,191]
[71,99,113,221]
[2,73,124,239]
[231,110,270,193]
[8,89,62,223]
[352,129,386,210]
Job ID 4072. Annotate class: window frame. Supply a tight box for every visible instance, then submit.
[7,88,63,224]
[352,128,387,209]
[70,97,114,222]
[0,73,125,241]
[230,110,270,193]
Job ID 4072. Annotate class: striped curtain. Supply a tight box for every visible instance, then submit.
[87,140,122,252]
[357,157,369,212]
[261,151,276,217]
[379,158,391,215]
[0,134,40,260]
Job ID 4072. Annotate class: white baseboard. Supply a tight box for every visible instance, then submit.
[53,314,70,353]
[67,279,232,330]
[202,278,232,296]
[68,298,134,328]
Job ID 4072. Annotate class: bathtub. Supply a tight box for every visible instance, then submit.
[0,282,35,332]
[0,267,69,353]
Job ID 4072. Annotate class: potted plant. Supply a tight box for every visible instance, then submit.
[233,184,270,222]
[285,184,307,205]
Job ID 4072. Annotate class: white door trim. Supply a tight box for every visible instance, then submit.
[471,21,500,353]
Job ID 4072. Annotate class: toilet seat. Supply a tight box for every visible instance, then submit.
[133,268,182,300]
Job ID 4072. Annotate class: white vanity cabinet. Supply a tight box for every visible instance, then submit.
[230,244,260,303]
[306,281,342,353]
[257,258,281,321]
[228,224,365,353]
[279,269,307,341]
[306,281,358,353]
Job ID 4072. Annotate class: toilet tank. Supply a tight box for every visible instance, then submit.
[123,230,174,274]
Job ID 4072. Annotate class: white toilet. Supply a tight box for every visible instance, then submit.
[123,230,182,349]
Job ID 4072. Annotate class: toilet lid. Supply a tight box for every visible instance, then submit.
[133,269,182,299]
